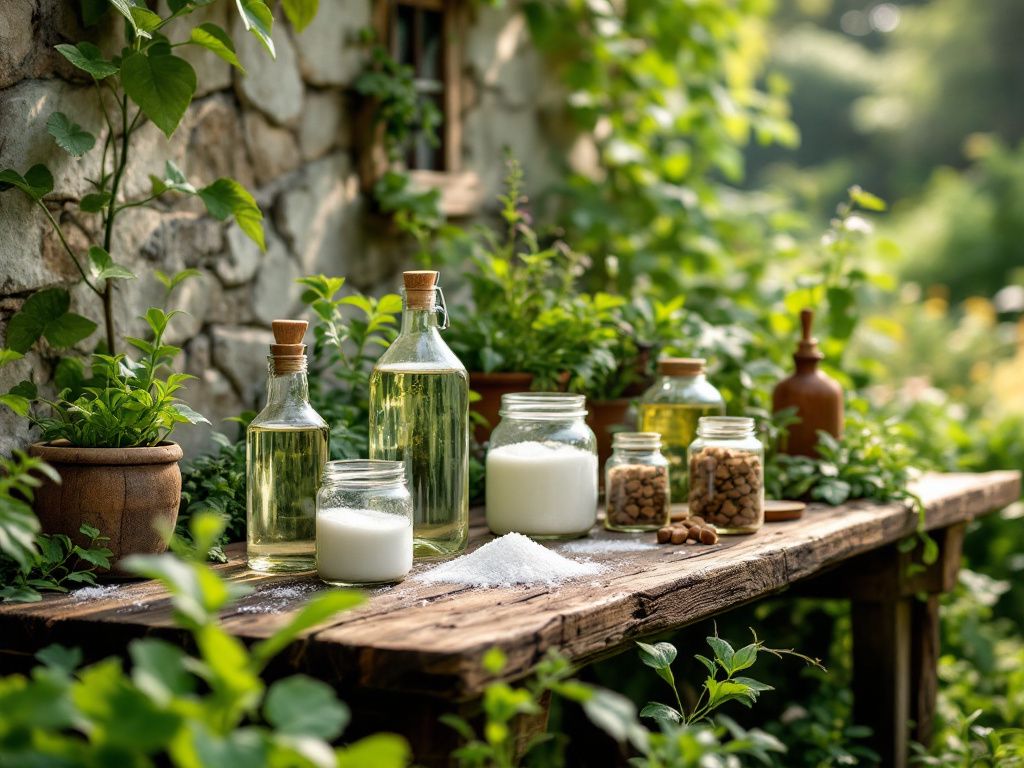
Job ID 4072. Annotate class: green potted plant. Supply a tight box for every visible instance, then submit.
[445,157,589,441]
[14,298,208,573]
[0,0,311,567]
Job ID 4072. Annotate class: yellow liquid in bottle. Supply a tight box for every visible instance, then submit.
[369,366,469,559]
[638,402,725,501]
[246,424,329,572]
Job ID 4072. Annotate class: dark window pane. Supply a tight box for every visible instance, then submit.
[395,4,415,65]
[419,9,443,80]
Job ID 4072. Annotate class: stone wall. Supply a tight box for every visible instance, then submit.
[0,0,570,457]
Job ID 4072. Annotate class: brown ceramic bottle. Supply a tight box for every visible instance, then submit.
[772,309,844,457]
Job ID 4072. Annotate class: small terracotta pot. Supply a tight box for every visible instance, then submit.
[28,441,183,576]
[587,398,636,481]
[469,371,535,444]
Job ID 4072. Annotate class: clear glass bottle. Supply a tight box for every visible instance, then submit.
[369,271,469,560]
[604,432,670,532]
[316,460,413,587]
[247,320,329,572]
[687,416,764,534]
[486,393,598,539]
[638,358,725,503]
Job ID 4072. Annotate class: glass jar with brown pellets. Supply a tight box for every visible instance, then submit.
[604,432,670,532]
[687,416,764,534]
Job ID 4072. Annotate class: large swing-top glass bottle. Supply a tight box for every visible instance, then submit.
[369,271,469,559]
[246,319,329,572]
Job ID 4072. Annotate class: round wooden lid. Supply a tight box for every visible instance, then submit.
[659,358,706,376]
[404,270,438,310]
[764,499,807,522]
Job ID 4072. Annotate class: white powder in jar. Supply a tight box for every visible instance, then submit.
[485,441,598,537]
[316,507,413,585]
[417,532,603,587]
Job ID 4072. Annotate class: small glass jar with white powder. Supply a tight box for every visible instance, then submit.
[486,393,598,539]
[316,460,413,586]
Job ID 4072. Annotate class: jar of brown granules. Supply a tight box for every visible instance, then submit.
[604,432,670,532]
[687,416,764,534]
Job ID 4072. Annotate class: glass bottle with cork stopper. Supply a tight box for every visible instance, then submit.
[638,358,725,503]
[772,309,844,457]
[246,319,329,573]
[369,270,470,559]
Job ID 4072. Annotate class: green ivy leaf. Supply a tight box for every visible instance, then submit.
[0,165,54,201]
[36,644,83,675]
[638,702,682,724]
[80,191,111,212]
[0,349,23,367]
[730,643,759,674]
[54,41,119,79]
[5,288,96,352]
[235,0,276,58]
[155,267,202,293]
[264,675,349,739]
[636,641,677,671]
[173,403,210,426]
[0,393,31,417]
[130,638,196,703]
[849,185,886,212]
[580,688,648,753]
[281,0,318,32]
[121,48,197,138]
[46,112,96,157]
[192,725,269,767]
[198,178,265,250]
[190,23,245,71]
[336,734,411,768]
[88,245,136,283]
[107,0,153,38]
[707,636,735,670]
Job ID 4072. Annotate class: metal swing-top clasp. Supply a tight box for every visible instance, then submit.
[434,286,450,330]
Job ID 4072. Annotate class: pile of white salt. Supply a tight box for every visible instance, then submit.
[417,532,603,588]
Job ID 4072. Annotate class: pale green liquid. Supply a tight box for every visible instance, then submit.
[639,402,725,500]
[246,424,329,572]
[369,367,469,559]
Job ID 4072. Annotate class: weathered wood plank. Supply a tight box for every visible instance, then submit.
[0,471,1018,700]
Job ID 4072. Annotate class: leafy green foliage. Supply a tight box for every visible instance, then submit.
[0,514,411,766]
[0,452,54,572]
[0,524,112,604]
[33,306,209,448]
[355,45,442,163]
[121,47,198,138]
[0,164,54,201]
[189,23,244,71]
[298,275,401,459]
[3,287,96,354]
[46,112,96,157]
[177,422,251,562]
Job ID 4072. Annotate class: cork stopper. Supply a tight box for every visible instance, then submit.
[403,270,438,310]
[795,309,824,361]
[271,319,307,373]
[659,357,706,377]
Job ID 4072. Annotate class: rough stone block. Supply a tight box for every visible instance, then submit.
[243,111,301,186]
[216,221,262,287]
[185,94,255,189]
[212,324,275,408]
[252,232,302,327]
[233,16,304,126]
[274,153,363,276]
[299,90,351,161]
[293,0,370,87]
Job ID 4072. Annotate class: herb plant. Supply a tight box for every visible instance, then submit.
[32,307,208,448]
[445,156,592,388]
[0,452,112,603]
[299,275,402,459]
[0,512,411,766]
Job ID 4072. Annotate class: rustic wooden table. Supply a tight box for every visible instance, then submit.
[0,471,1019,766]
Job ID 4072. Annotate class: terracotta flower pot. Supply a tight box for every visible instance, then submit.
[28,440,183,575]
[586,398,636,480]
[469,371,535,444]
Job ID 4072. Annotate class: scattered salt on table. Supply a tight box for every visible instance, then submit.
[71,584,124,600]
[236,582,323,614]
[417,532,603,588]
[558,538,656,555]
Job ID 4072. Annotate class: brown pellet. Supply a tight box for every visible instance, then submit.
[670,528,686,545]
[657,526,673,543]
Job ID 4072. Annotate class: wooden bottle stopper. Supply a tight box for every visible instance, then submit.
[271,319,307,373]
[403,270,438,310]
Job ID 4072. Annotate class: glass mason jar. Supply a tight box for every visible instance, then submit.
[486,393,598,539]
[638,358,725,504]
[687,416,764,534]
[604,432,670,532]
[316,460,414,587]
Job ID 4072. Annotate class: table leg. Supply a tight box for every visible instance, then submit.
[910,595,941,746]
[852,597,912,768]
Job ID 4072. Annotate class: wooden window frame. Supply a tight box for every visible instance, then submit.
[365,0,481,217]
